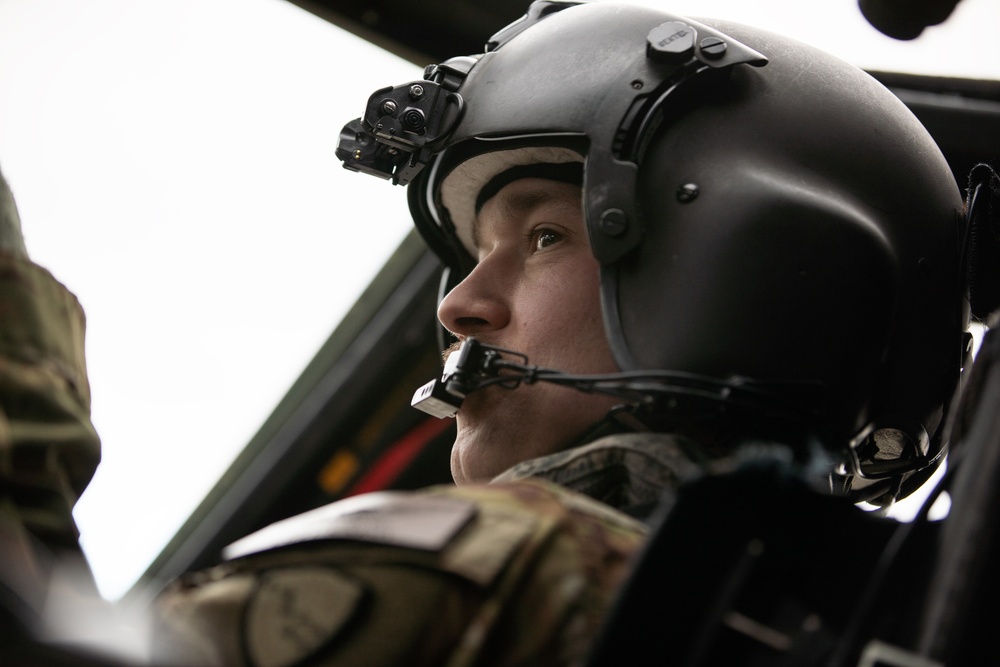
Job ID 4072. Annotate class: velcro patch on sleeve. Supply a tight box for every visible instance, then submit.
[224,492,477,560]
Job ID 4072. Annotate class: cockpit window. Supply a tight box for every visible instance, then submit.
[0,0,995,602]
[0,0,419,600]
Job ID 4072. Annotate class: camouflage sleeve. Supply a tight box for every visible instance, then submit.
[151,479,648,667]
[0,251,101,619]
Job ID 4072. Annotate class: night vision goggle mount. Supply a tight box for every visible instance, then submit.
[335,58,473,186]
[335,1,583,186]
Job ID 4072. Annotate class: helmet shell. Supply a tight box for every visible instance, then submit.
[410,2,966,458]
[614,18,966,446]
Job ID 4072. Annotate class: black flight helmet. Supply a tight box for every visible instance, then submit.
[337,1,969,503]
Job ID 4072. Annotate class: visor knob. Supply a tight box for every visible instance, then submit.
[677,183,700,202]
[647,21,696,64]
[599,209,628,237]
[700,37,728,59]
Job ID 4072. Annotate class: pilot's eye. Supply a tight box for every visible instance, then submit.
[534,229,561,251]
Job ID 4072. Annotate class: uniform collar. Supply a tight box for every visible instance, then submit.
[491,432,706,521]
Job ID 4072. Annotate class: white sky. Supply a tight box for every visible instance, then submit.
[0,0,996,602]
[0,0,419,600]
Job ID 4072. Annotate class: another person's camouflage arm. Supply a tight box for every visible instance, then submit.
[0,164,101,630]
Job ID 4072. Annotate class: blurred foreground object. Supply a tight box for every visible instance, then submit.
[859,0,962,39]
[0,165,130,664]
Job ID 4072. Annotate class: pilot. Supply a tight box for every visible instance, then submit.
[2,1,973,665]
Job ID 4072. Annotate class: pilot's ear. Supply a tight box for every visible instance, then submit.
[0,163,29,259]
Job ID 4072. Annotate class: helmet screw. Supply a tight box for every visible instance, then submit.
[600,209,628,237]
[631,80,644,90]
[380,99,398,116]
[677,183,700,202]
[700,37,727,59]
[409,84,424,99]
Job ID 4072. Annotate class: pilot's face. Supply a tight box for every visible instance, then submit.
[437,177,619,484]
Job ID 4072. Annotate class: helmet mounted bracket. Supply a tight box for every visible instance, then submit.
[582,18,767,265]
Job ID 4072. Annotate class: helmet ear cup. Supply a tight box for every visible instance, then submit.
[616,156,898,439]
[607,21,965,456]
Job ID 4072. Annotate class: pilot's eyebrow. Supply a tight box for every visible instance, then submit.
[471,184,579,250]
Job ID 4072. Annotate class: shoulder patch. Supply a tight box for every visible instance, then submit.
[224,492,477,560]
[244,567,364,667]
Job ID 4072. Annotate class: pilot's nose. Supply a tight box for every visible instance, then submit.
[437,256,512,338]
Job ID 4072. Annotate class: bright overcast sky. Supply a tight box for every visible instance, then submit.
[0,0,419,600]
[0,0,997,602]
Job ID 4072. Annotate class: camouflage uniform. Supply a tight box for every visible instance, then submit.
[1,165,105,649]
[0,174,118,665]
[149,432,709,666]
[494,432,705,520]
[0,254,99,556]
